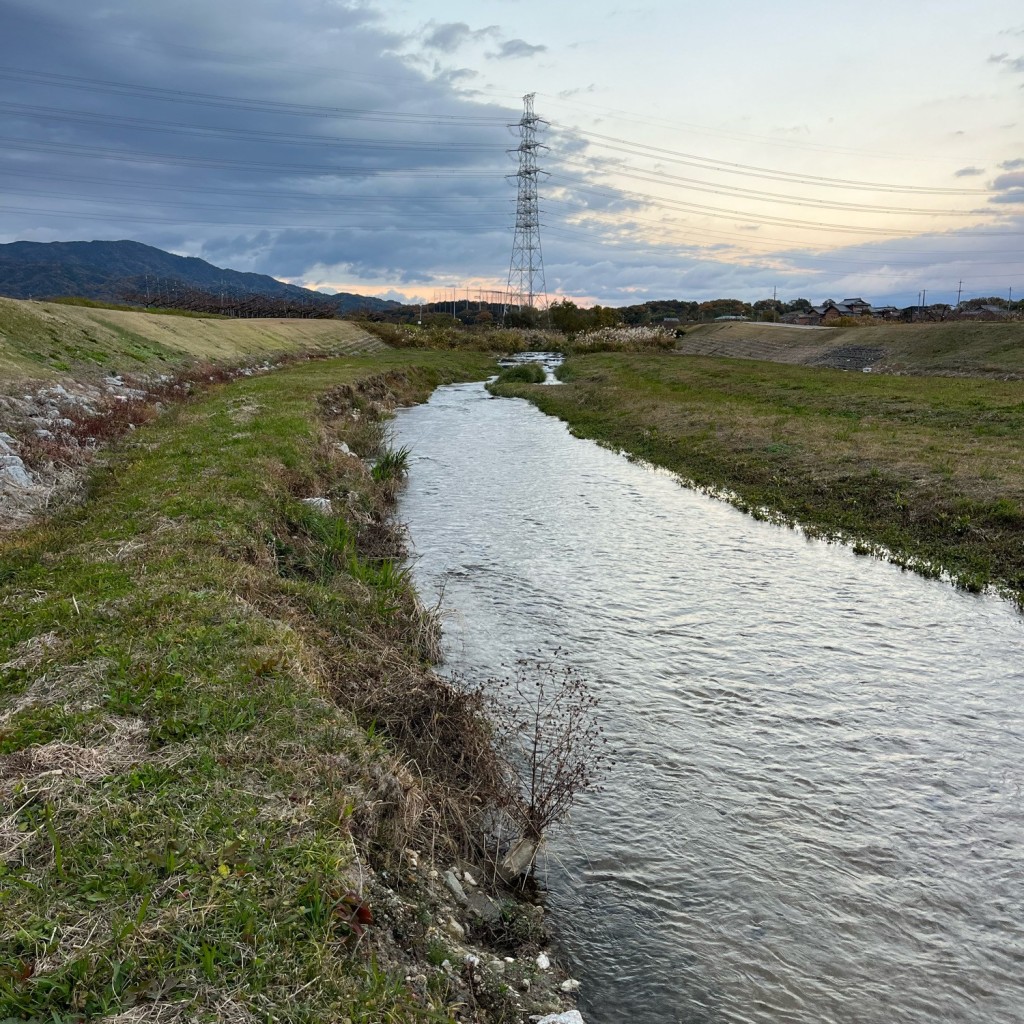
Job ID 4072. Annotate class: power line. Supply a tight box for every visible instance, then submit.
[548,124,994,196]
[0,203,512,232]
[0,136,499,176]
[0,168,510,204]
[549,175,954,237]
[0,66,511,125]
[553,159,989,216]
[0,186,511,220]
[0,102,505,152]
[540,92,977,164]
[543,224,1024,269]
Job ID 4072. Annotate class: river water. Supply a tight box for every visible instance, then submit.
[392,380,1024,1024]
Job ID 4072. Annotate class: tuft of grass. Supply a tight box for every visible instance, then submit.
[371,445,412,483]
[492,362,546,385]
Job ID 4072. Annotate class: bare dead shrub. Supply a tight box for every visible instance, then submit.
[487,658,611,847]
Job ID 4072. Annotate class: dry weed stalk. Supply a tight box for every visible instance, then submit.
[485,658,611,875]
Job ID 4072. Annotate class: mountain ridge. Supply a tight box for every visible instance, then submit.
[0,239,396,312]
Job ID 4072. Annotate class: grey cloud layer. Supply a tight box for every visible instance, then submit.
[0,0,1019,307]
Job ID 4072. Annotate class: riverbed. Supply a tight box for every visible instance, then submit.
[393,380,1024,1024]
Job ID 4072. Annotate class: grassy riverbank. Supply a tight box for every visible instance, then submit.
[494,352,1024,605]
[676,320,1024,375]
[0,297,383,383]
[1,351,573,1022]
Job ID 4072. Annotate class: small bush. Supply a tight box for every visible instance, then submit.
[494,362,546,385]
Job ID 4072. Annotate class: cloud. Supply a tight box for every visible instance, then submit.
[989,170,1024,203]
[0,0,1020,310]
[954,166,985,177]
[492,39,547,60]
[422,21,498,53]
[989,52,1024,72]
[0,0,525,294]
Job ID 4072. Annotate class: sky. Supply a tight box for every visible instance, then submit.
[0,0,1022,308]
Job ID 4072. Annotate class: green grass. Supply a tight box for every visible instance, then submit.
[371,445,412,483]
[0,297,385,383]
[0,350,512,1022]
[491,362,546,385]
[679,319,1024,375]
[493,351,1024,604]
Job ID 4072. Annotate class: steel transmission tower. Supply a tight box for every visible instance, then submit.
[504,93,547,316]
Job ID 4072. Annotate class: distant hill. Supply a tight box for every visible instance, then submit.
[0,239,396,313]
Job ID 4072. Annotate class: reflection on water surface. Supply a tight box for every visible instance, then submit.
[394,381,1024,1024]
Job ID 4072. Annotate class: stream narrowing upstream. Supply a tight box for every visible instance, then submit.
[393,380,1024,1024]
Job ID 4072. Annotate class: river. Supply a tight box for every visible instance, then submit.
[392,378,1024,1024]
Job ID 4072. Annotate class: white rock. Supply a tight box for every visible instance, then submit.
[301,496,333,513]
[535,1013,585,1024]
[0,456,34,488]
[444,870,468,904]
[462,870,478,887]
[535,952,551,971]
[443,916,465,941]
[560,978,581,993]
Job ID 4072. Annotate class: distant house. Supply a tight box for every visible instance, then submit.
[781,310,822,325]
[901,303,953,322]
[811,297,888,323]
[872,306,900,320]
[955,304,1009,321]
[812,299,855,323]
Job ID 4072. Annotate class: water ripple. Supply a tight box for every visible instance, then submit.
[394,382,1024,1024]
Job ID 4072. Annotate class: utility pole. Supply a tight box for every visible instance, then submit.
[504,93,548,318]
[956,280,962,307]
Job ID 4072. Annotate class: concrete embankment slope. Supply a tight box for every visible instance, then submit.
[677,320,1024,375]
[0,296,384,383]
